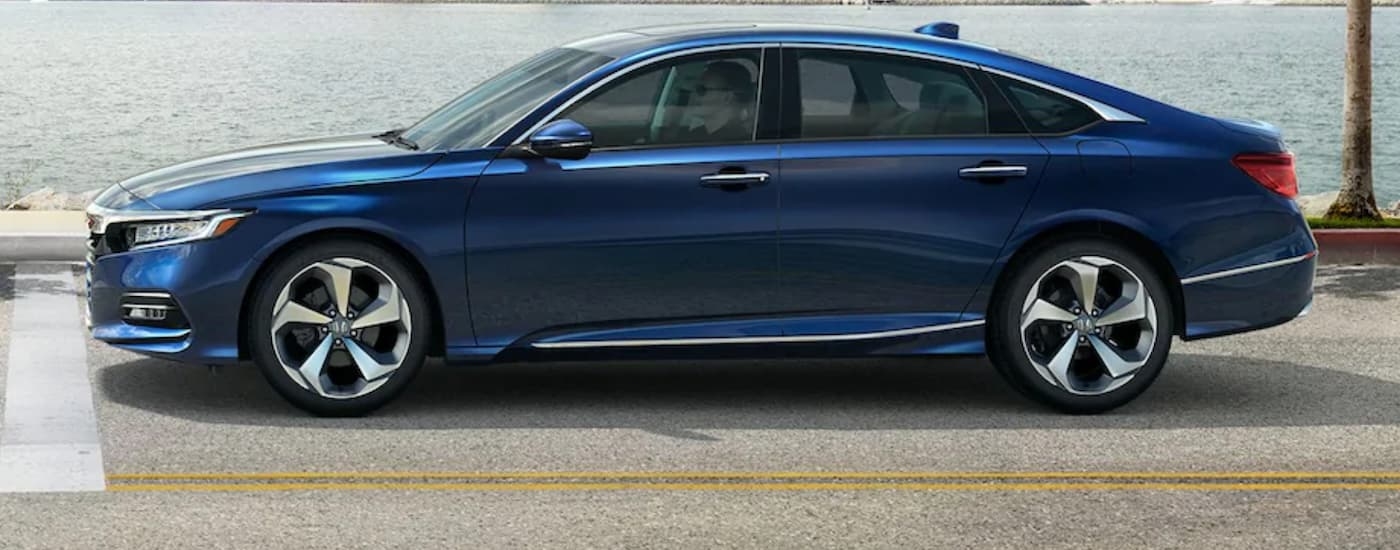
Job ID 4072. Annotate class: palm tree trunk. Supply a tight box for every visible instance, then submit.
[1326,0,1382,220]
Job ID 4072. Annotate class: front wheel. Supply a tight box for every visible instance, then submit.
[987,238,1174,414]
[248,239,431,417]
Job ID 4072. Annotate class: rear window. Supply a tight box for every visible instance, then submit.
[991,75,1099,134]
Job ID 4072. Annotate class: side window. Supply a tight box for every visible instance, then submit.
[794,49,988,139]
[991,75,1100,134]
[558,50,761,149]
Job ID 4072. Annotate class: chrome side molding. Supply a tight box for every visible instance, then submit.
[1180,251,1318,285]
[531,319,986,349]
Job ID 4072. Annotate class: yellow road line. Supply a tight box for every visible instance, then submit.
[106,471,1400,481]
[106,481,1400,493]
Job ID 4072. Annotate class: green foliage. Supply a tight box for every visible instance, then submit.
[1307,216,1400,229]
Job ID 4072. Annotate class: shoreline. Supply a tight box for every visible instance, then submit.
[16,0,1400,6]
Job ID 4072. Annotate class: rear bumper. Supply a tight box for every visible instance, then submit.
[1180,252,1316,340]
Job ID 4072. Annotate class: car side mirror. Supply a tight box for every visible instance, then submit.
[526,119,593,160]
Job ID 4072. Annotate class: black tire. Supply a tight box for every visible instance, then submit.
[986,237,1174,414]
[247,239,431,417]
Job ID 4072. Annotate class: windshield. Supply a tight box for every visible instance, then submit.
[401,48,613,151]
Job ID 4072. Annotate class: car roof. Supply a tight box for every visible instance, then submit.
[564,23,1004,65]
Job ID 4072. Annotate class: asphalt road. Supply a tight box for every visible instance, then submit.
[1,263,1400,548]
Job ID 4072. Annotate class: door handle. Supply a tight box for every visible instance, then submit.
[699,171,770,190]
[958,165,1028,179]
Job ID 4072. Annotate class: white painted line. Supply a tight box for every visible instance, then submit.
[0,263,104,492]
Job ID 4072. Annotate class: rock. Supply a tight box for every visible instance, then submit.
[74,189,100,209]
[6,187,58,211]
[1294,191,1338,217]
[1387,200,1400,218]
[5,187,102,211]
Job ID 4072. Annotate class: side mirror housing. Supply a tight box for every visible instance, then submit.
[526,119,593,160]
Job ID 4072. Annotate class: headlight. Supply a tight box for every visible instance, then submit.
[123,212,249,249]
[86,205,253,252]
[130,220,209,246]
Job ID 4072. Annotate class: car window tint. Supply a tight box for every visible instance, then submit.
[795,50,988,139]
[883,73,921,112]
[799,57,855,117]
[558,51,761,149]
[991,75,1100,134]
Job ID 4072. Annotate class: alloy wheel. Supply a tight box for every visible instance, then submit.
[1018,255,1158,396]
[269,258,413,399]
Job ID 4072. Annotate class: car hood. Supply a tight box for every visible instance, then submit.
[110,134,443,210]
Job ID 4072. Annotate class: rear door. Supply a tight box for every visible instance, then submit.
[776,46,1049,336]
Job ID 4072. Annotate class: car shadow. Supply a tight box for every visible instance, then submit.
[0,264,12,301]
[97,352,1400,432]
[1314,265,1400,301]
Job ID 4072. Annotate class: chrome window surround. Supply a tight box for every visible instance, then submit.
[501,41,1146,146]
[981,67,1146,124]
[86,204,252,251]
[532,319,985,349]
[1179,251,1317,285]
[783,42,977,69]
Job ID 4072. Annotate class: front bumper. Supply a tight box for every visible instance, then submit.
[87,236,253,364]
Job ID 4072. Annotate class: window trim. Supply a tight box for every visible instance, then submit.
[771,42,1143,143]
[781,43,979,69]
[506,43,777,151]
[497,41,1144,149]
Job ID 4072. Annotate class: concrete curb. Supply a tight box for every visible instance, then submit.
[0,211,88,262]
[1,212,1398,265]
[1312,229,1400,265]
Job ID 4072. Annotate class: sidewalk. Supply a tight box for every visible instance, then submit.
[0,211,87,262]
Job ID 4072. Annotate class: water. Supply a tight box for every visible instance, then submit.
[1,2,1397,203]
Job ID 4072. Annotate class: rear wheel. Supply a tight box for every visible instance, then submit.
[248,239,430,417]
[987,238,1174,414]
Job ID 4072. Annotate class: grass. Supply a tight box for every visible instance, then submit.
[1306,217,1400,230]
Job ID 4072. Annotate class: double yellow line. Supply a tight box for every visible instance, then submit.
[104,471,1400,492]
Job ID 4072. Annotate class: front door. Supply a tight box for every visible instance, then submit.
[466,47,782,347]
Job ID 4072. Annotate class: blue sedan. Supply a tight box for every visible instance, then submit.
[86,22,1316,416]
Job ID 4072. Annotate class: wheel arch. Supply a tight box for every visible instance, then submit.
[237,228,447,360]
[990,220,1186,336]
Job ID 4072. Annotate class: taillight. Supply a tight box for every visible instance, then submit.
[1232,152,1298,199]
